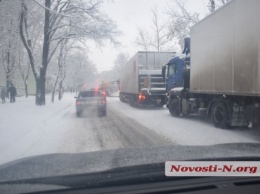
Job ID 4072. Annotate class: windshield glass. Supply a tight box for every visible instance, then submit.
[0,0,260,189]
[168,63,177,77]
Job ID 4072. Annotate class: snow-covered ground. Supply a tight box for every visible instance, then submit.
[0,93,169,165]
[108,97,260,145]
[0,93,260,165]
[0,94,76,165]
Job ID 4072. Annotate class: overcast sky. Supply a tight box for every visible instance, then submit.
[89,0,208,73]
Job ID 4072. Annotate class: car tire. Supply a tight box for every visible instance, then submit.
[99,111,106,117]
[76,112,81,117]
[129,95,136,107]
[119,93,125,102]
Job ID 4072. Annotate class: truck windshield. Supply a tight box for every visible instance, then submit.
[168,63,178,77]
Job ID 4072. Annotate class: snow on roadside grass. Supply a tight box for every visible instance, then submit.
[0,93,76,164]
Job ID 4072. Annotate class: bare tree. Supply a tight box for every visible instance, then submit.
[57,43,67,101]
[150,7,170,51]
[51,40,65,103]
[220,0,230,4]
[17,2,44,98]
[113,52,129,77]
[0,0,21,95]
[167,0,231,48]
[208,0,216,12]
[17,44,30,97]
[51,39,76,102]
[209,0,231,12]
[167,0,200,48]
[135,7,173,52]
[1,47,17,95]
[135,28,151,51]
[74,53,97,93]
[20,0,119,105]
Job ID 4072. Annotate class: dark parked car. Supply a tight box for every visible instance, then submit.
[75,90,106,117]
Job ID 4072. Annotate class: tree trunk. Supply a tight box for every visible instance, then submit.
[24,67,30,98]
[37,0,51,105]
[23,77,28,98]
[20,0,51,104]
[52,74,59,103]
[35,78,41,105]
[58,81,63,100]
[5,50,11,98]
[208,0,215,12]
[35,72,46,105]
[5,74,10,98]
[25,82,28,98]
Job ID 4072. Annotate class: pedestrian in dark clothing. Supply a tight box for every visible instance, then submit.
[1,88,6,103]
[9,85,17,103]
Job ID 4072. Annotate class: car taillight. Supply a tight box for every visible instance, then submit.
[76,101,81,105]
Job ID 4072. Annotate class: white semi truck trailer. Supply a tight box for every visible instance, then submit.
[119,51,175,107]
[163,0,260,128]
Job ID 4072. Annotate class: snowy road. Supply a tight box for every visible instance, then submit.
[0,93,260,165]
[109,98,260,146]
[58,105,172,154]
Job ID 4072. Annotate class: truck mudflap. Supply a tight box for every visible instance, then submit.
[168,87,184,100]
[166,87,184,108]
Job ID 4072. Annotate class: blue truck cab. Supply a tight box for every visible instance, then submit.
[162,38,191,95]
[163,57,185,94]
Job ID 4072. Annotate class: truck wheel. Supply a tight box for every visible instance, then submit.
[130,95,137,107]
[211,102,230,129]
[129,95,134,106]
[119,93,123,102]
[119,93,125,103]
[99,110,106,117]
[169,98,180,117]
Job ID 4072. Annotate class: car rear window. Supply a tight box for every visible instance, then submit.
[78,91,102,97]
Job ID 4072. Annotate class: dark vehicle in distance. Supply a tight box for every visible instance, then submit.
[75,90,107,117]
